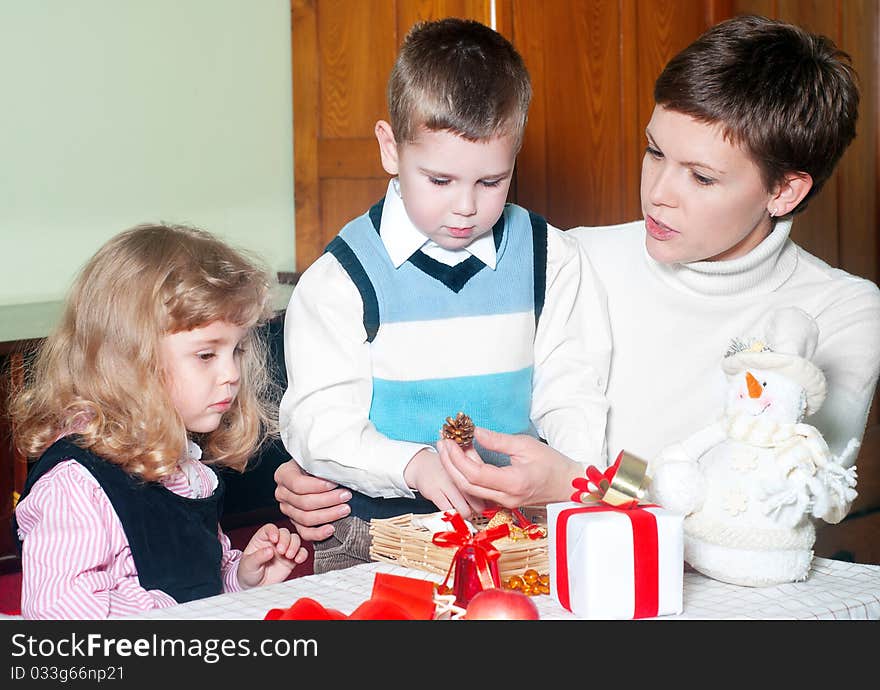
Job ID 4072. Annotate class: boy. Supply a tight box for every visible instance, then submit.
[278,18,610,572]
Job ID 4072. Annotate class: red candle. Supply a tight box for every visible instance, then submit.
[453,545,500,607]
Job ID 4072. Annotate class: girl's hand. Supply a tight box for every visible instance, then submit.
[236,523,309,589]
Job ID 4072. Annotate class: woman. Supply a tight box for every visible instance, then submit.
[275,15,880,539]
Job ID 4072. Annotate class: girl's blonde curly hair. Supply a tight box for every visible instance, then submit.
[10,223,278,481]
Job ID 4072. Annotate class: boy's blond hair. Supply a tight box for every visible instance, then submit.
[10,223,277,481]
[387,17,532,146]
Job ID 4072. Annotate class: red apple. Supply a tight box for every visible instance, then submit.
[464,588,540,620]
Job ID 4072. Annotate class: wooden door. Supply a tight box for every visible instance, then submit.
[511,0,715,229]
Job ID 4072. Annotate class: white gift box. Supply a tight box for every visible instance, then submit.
[548,501,684,619]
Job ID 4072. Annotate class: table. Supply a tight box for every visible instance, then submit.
[125,557,880,620]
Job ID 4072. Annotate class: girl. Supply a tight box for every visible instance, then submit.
[12,223,308,619]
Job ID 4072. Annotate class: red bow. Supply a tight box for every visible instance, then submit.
[264,573,437,620]
[570,450,642,509]
[432,511,508,595]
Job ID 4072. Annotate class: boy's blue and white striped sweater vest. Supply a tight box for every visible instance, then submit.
[325,199,547,520]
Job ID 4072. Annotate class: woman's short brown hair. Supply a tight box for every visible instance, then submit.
[387,17,532,147]
[654,14,859,215]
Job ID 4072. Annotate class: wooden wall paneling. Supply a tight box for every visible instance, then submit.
[706,0,735,25]
[315,0,396,261]
[633,0,711,224]
[849,420,880,513]
[619,0,641,222]
[492,0,514,47]
[292,0,320,272]
[832,0,880,563]
[513,0,628,230]
[292,0,397,272]
[319,178,390,246]
[815,510,880,564]
[319,1,395,139]
[554,0,626,228]
[507,0,549,216]
[730,0,775,20]
[838,0,879,523]
[838,0,878,285]
[635,0,709,142]
[774,0,840,264]
[395,0,493,29]
[512,1,713,230]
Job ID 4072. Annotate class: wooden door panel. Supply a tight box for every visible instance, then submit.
[511,0,712,229]
[318,0,396,138]
[634,0,708,146]
[815,510,880,564]
[317,138,385,178]
[514,0,631,228]
[838,0,878,285]
[395,0,494,30]
[776,0,841,264]
[292,0,320,271]
[320,178,389,245]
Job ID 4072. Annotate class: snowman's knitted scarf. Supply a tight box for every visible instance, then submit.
[721,412,831,470]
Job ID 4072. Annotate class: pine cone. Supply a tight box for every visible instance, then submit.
[442,412,475,448]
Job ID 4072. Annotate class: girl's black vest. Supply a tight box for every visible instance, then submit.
[14,438,225,604]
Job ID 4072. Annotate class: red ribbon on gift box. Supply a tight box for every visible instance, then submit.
[432,510,509,601]
[557,451,660,619]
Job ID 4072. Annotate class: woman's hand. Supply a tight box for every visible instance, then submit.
[274,460,352,541]
[436,427,583,507]
[237,523,309,589]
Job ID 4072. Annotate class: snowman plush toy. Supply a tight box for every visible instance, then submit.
[648,307,858,586]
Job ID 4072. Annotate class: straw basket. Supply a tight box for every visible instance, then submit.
[368,507,549,581]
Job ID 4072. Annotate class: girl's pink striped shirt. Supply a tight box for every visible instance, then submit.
[15,448,243,619]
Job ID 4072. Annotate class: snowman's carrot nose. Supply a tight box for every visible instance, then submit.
[746,371,763,398]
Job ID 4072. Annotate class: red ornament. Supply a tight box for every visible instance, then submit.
[431,511,509,608]
[464,588,540,620]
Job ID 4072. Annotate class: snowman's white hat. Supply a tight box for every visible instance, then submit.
[721,307,827,415]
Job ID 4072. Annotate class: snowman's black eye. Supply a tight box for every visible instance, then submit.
[762,381,767,387]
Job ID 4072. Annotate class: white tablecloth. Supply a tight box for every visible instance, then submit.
[125,557,880,620]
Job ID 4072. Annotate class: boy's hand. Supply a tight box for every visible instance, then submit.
[237,523,309,589]
[403,448,486,518]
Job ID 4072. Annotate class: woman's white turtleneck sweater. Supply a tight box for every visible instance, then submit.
[569,219,880,466]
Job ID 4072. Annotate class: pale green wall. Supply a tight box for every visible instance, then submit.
[0,0,295,306]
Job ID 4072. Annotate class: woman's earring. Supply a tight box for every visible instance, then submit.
[769,207,778,218]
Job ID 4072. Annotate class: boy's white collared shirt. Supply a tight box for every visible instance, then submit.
[381,178,497,269]
[279,180,612,499]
